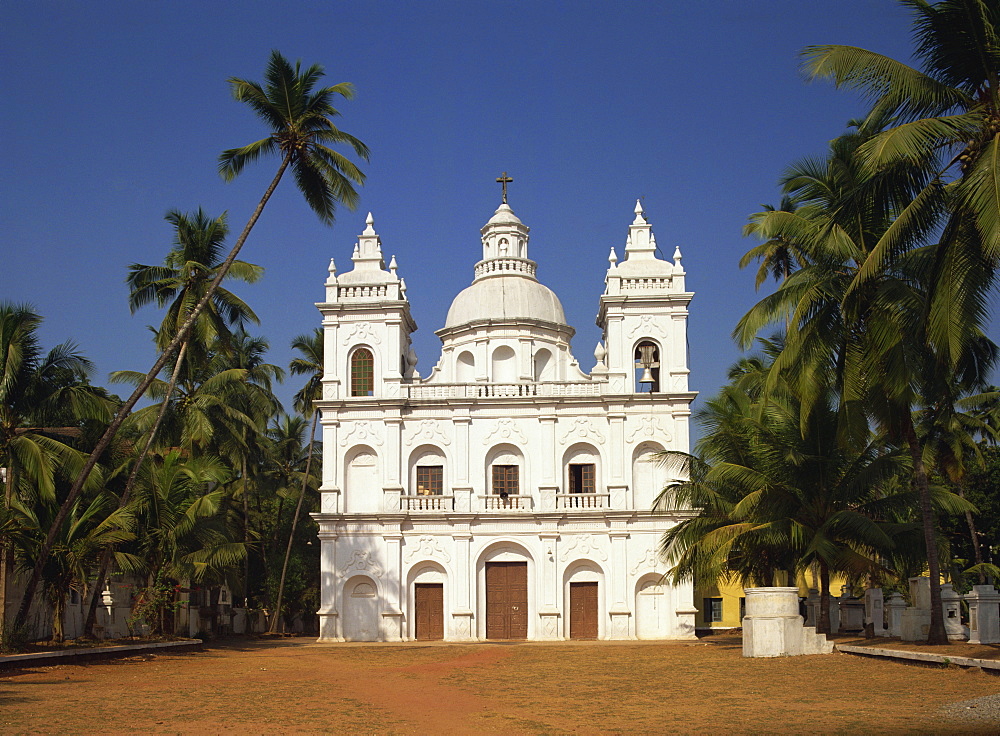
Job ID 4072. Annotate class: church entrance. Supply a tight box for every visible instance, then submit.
[414,583,444,640]
[570,582,599,639]
[486,562,528,639]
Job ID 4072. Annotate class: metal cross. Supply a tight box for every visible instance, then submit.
[496,171,513,204]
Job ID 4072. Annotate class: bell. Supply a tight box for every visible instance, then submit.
[639,367,655,384]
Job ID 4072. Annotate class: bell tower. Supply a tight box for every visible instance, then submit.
[318,212,418,403]
[596,201,691,395]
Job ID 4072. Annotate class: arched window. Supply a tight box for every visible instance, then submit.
[486,446,523,497]
[634,341,660,393]
[351,348,374,396]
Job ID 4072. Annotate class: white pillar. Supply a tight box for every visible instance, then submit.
[966,585,1000,645]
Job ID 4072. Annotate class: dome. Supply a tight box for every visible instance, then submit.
[485,203,523,226]
[444,273,567,329]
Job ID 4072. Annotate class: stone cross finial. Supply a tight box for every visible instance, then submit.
[496,171,513,203]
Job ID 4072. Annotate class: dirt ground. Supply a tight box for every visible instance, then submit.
[2,634,999,735]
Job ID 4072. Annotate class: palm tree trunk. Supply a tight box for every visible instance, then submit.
[242,456,250,608]
[52,591,65,644]
[83,340,189,638]
[14,154,293,633]
[905,421,948,644]
[1,463,13,634]
[953,481,985,583]
[818,562,831,635]
[270,410,318,634]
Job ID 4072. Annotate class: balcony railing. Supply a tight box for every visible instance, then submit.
[406,381,602,400]
[402,495,454,512]
[479,494,533,511]
[556,493,610,510]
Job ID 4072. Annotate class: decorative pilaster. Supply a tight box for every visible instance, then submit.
[383,533,403,641]
[316,531,341,642]
[384,417,402,486]
[608,528,631,639]
[608,412,625,481]
[539,414,557,484]
[451,531,475,640]
[538,531,561,640]
[453,415,471,484]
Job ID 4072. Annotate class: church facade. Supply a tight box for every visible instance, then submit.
[311,194,697,641]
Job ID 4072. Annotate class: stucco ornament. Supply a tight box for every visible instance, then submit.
[559,534,608,562]
[342,322,381,345]
[339,550,383,578]
[404,419,451,447]
[482,418,527,445]
[627,313,666,339]
[340,420,384,447]
[403,536,452,564]
[559,417,606,445]
[629,547,666,576]
[626,415,672,444]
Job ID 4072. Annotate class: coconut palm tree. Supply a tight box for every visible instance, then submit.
[740,196,810,289]
[801,0,1000,366]
[15,50,368,631]
[81,212,264,636]
[129,449,242,635]
[271,328,323,633]
[9,490,138,643]
[656,345,928,634]
[0,303,113,632]
[735,120,997,643]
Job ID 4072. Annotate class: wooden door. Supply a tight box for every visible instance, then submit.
[486,562,528,639]
[570,582,599,639]
[415,583,444,640]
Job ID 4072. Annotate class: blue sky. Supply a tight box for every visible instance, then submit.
[4,1,984,434]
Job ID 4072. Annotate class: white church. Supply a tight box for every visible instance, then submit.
[311,185,697,641]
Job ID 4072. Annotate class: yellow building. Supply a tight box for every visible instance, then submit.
[694,571,849,631]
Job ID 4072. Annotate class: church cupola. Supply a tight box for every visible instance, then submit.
[479,203,531,265]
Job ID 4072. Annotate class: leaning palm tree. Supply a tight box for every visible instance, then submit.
[15,51,368,630]
[82,212,263,637]
[271,328,323,633]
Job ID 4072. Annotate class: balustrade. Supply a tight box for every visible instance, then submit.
[405,381,601,400]
[556,493,610,510]
[401,495,454,512]
[479,494,533,511]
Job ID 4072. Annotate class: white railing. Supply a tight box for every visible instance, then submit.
[479,495,533,511]
[406,381,602,400]
[402,495,454,512]
[474,258,536,279]
[338,285,388,299]
[556,493,610,510]
[621,277,672,291]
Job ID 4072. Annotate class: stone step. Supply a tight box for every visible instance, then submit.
[801,626,835,655]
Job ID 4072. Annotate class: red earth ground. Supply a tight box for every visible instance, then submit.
[2,634,998,734]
